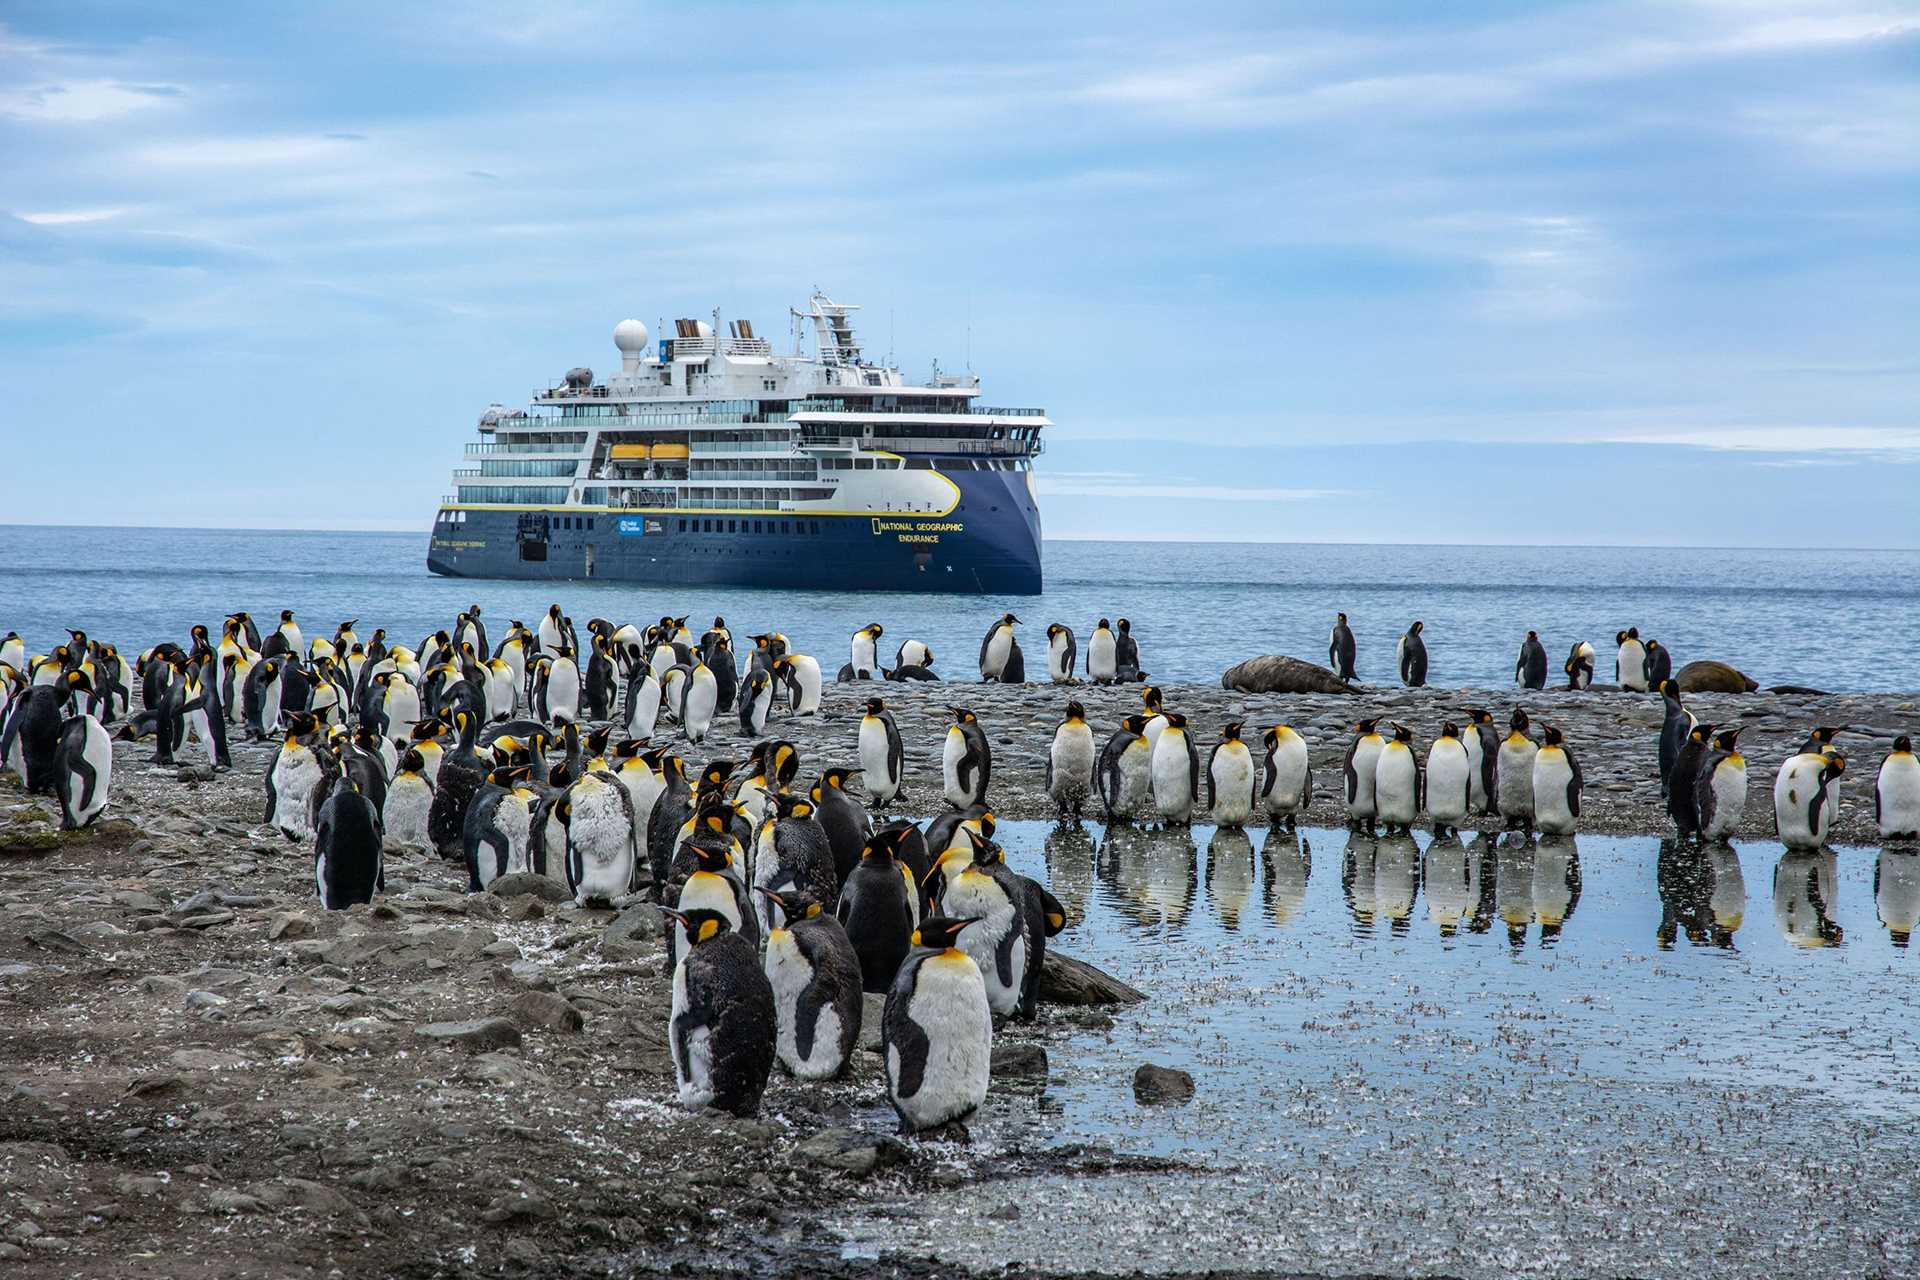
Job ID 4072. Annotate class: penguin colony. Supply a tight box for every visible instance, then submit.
[6,605,1917,1132]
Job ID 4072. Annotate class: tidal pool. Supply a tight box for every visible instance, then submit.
[836,823,1920,1278]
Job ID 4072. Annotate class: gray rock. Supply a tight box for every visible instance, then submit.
[267,912,314,940]
[415,1018,523,1051]
[795,1127,907,1176]
[1038,953,1146,1006]
[991,1043,1048,1079]
[487,872,570,902]
[504,990,585,1033]
[604,902,664,952]
[860,992,887,1051]
[1133,1063,1194,1105]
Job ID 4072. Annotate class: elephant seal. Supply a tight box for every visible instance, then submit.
[1675,660,1759,694]
[1221,656,1357,695]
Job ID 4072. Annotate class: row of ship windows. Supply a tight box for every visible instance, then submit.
[678,518,824,536]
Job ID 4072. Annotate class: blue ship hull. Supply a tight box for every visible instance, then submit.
[426,467,1042,594]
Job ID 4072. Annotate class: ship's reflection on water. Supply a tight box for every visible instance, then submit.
[1040,819,1918,953]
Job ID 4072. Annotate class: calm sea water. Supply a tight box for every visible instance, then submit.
[1,526,1914,691]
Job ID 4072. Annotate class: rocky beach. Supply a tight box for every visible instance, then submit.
[2,675,1915,1277]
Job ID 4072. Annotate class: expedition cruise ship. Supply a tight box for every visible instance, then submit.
[427,293,1045,593]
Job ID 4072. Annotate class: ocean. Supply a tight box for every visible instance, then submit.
[2,525,1914,691]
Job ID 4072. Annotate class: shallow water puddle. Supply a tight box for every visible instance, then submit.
[836,823,1920,1277]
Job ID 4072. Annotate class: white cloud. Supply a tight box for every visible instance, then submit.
[0,80,183,123]
[1608,426,1920,451]
[1037,476,1355,502]
[17,207,128,225]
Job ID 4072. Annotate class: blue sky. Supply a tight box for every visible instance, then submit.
[3,1,1917,544]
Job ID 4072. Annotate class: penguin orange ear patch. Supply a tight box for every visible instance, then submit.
[910,930,922,948]
[697,918,720,943]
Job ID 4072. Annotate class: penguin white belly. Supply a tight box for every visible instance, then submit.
[621,769,662,867]
[1210,746,1255,827]
[1151,732,1194,820]
[1878,756,1920,838]
[1497,740,1538,821]
[735,778,770,829]
[851,636,878,678]
[496,795,534,877]
[1702,760,1748,841]
[385,682,421,741]
[1425,742,1470,826]
[546,661,581,724]
[1088,633,1117,683]
[786,656,822,714]
[1116,742,1153,818]
[1532,750,1578,835]
[568,784,634,904]
[982,629,1011,678]
[941,729,969,808]
[670,961,718,1107]
[1049,725,1095,806]
[860,720,899,800]
[383,775,433,850]
[1617,641,1647,691]
[942,876,1023,1016]
[683,670,717,743]
[1142,715,1168,755]
[1374,747,1418,827]
[1262,735,1309,815]
[1773,755,1827,850]
[1346,739,1382,819]
[1047,634,1073,683]
[486,667,516,721]
[765,931,844,1079]
[890,952,992,1127]
[62,716,114,828]
[627,675,662,739]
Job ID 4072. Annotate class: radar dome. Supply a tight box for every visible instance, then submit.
[613,318,649,352]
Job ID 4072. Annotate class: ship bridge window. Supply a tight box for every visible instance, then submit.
[906,457,932,469]
[855,458,874,470]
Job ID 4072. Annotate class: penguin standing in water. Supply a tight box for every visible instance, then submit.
[51,702,113,830]
[1642,639,1673,689]
[1047,700,1096,820]
[1329,613,1357,682]
[1775,750,1845,851]
[859,695,906,809]
[1150,711,1199,823]
[1531,725,1582,836]
[1097,714,1154,823]
[1207,721,1257,829]
[884,915,992,1133]
[943,707,992,808]
[1668,722,1716,840]
[1697,728,1748,843]
[1258,724,1311,828]
[1565,641,1596,690]
[1515,632,1548,690]
[978,613,1023,683]
[1462,709,1500,817]
[1878,737,1920,841]
[1424,723,1471,835]
[1087,620,1118,685]
[665,908,776,1116]
[838,825,921,993]
[1657,680,1694,801]
[1342,718,1386,830]
[1114,618,1142,682]
[1373,723,1422,835]
[849,624,885,680]
[1496,709,1539,833]
[1045,624,1078,685]
[1398,622,1428,688]
[758,888,863,1079]
[1616,629,1648,691]
[314,776,385,911]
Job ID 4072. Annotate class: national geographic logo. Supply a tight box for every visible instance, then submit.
[872,518,963,545]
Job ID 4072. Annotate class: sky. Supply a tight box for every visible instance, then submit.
[3,0,1917,545]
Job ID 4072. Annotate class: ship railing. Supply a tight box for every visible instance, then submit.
[465,440,589,455]
[968,406,1046,417]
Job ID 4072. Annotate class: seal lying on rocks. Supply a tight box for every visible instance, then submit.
[1675,660,1760,694]
[1220,656,1356,695]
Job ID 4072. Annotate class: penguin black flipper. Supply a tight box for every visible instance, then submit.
[1565,745,1582,818]
[1205,742,1223,812]
[262,747,281,824]
[1002,640,1025,685]
[1342,738,1361,806]
[1035,882,1067,936]
[883,957,932,1104]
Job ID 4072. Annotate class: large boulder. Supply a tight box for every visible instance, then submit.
[1221,655,1356,695]
[1038,953,1145,1006]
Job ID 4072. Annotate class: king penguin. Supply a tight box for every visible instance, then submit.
[849,623,885,680]
[314,775,385,910]
[1643,638,1673,689]
[1114,618,1142,681]
[1206,721,1257,829]
[1329,613,1357,682]
[1565,641,1596,690]
[1463,708,1500,816]
[666,908,776,1116]
[943,707,992,808]
[758,888,863,1080]
[1668,722,1716,840]
[1047,700,1096,820]
[838,824,921,993]
[1616,629,1648,692]
[1531,725,1582,836]
[1087,619,1118,685]
[883,916,993,1133]
[1657,679,1694,801]
[1697,727,1748,844]
[858,695,906,810]
[809,766,873,886]
[1045,624,1078,685]
[1424,722,1471,835]
[1877,736,1920,841]
[1342,718,1386,830]
[1150,711,1199,823]
[51,703,113,830]
[1258,724,1311,828]
[1516,631,1548,690]
[1373,723,1421,835]
[1397,622,1428,688]
[1775,750,1845,851]
[1097,715,1153,823]
[1496,709,1539,833]
[978,613,1022,683]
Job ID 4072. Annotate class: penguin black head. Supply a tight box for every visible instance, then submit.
[1000,612,1020,626]
[1806,726,1844,748]
[1063,700,1087,722]
[1526,630,1538,641]
[1660,679,1681,699]
[864,695,887,716]
[1712,727,1743,751]
[281,610,295,622]
[964,827,1005,867]
[63,669,94,695]
[585,724,614,755]
[1390,722,1414,744]
[862,825,905,862]
[950,707,977,725]
[1142,686,1163,712]
[1336,612,1348,624]
[865,622,884,638]
[690,837,733,873]
[816,766,857,793]
[412,716,450,742]
[1690,722,1717,743]
[1464,708,1491,726]
[756,886,824,928]
[1628,627,1640,639]
[1646,638,1662,652]
[548,604,563,619]
[1121,714,1150,735]
[1821,753,1848,782]
[696,759,738,793]
[1353,717,1381,736]
[1097,617,1111,630]
[1508,709,1530,734]
[283,710,320,740]
[912,916,980,951]
[1409,621,1424,635]
[399,747,426,774]
[1163,712,1188,732]
[771,791,815,821]
[1048,623,1067,639]
[1221,720,1243,741]
[612,737,647,760]
[662,907,734,947]
[1118,617,1130,632]
[1439,721,1461,740]
[1541,725,1565,747]
[1895,735,1914,754]
[712,616,726,629]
